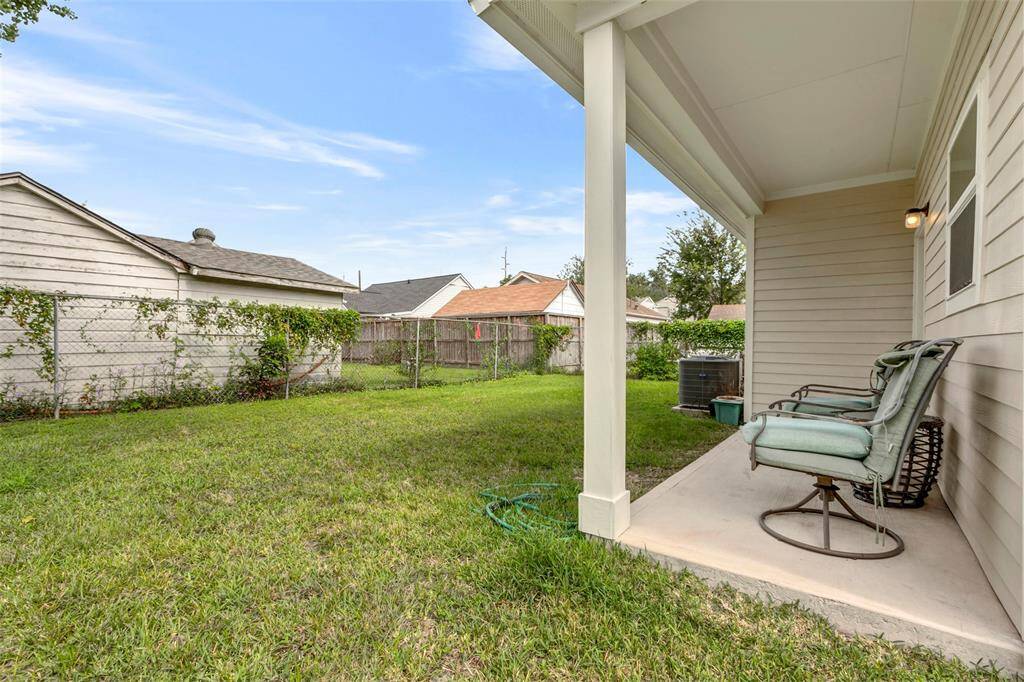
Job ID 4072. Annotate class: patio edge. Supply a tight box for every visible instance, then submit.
[618,540,1024,675]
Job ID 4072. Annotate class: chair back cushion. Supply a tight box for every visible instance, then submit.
[862,353,944,481]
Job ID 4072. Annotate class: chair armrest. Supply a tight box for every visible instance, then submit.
[790,383,879,399]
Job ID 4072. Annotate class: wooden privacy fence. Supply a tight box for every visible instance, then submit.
[344,317,583,372]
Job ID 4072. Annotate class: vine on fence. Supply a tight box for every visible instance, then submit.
[0,286,74,383]
[0,285,362,415]
[532,323,572,373]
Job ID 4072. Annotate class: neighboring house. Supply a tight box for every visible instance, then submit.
[707,303,745,321]
[475,0,1024,659]
[435,280,584,370]
[622,295,668,324]
[436,279,583,322]
[653,296,677,318]
[503,272,667,323]
[0,172,357,398]
[504,270,562,285]
[0,172,356,305]
[344,274,473,318]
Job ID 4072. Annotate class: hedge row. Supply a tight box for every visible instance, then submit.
[631,319,744,351]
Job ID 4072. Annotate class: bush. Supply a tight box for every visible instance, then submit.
[628,342,678,380]
[657,319,744,352]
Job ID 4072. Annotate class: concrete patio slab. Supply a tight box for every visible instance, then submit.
[617,433,1024,673]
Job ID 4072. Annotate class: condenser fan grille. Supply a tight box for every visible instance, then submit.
[678,356,740,409]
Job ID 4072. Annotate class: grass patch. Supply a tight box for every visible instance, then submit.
[0,375,998,678]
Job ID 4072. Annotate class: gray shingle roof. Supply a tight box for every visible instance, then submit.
[140,235,355,291]
[345,274,462,315]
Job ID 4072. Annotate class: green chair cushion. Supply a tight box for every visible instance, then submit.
[740,416,872,459]
[782,395,875,416]
[751,447,875,483]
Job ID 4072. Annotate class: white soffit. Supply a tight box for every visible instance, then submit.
[650,0,964,197]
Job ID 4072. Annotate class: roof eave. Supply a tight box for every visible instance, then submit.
[470,0,762,239]
[1,172,190,273]
[189,266,356,296]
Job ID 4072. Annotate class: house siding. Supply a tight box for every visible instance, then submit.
[1,184,181,298]
[1,182,349,402]
[913,0,1024,633]
[407,278,472,318]
[543,286,586,316]
[749,178,917,415]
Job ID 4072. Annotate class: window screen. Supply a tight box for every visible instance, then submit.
[949,196,976,296]
[949,101,977,208]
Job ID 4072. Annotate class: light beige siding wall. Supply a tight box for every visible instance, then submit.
[914,0,1024,633]
[0,184,180,298]
[749,179,916,414]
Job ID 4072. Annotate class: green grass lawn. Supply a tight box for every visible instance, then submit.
[0,375,995,679]
[335,362,491,390]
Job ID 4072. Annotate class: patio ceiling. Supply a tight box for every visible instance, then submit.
[472,0,965,234]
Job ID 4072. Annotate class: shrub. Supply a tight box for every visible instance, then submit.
[628,342,678,380]
[646,319,744,354]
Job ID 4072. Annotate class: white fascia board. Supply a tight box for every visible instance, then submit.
[472,0,761,239]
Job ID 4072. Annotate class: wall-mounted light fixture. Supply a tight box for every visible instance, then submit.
[904,202,929,230]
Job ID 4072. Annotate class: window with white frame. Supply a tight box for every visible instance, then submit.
[945,69,986,313]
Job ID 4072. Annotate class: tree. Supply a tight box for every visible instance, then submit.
[558,255,585,284]
[1,0,75,45]
[657,210,745,319]
[626,269,668,301]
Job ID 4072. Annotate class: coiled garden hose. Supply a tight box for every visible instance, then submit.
[478,483,577,536]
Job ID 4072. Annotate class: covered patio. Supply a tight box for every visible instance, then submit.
[620,432,1021,670]
[473,0,1024,670]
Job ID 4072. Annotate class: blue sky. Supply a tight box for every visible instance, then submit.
[2,1,696,288]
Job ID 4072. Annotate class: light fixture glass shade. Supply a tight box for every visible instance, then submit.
[904,203,929,230]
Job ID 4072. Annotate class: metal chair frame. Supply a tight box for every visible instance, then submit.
[747,338,961,559]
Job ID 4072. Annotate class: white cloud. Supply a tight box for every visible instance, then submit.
[307,188,344,196]
[504,215,581,235]
[25,18,141,48]
[0,128,91,170]
[249,203,305,212]
[459,20,533,72]
[485,193,513,208]
[626,190,695,215]
[0,60,418,178]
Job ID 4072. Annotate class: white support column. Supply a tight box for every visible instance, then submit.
[578,20,629,540]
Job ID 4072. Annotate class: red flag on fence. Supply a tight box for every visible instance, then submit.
[474,323,481,340]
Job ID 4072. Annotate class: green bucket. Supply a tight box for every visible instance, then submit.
[711,396,744,426]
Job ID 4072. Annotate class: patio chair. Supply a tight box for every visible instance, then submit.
[776,340,926,417]
[741,338,961,559]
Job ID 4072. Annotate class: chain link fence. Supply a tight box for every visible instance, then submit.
[0,292,581,421]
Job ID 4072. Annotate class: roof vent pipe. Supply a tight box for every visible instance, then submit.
[191,227,216,245]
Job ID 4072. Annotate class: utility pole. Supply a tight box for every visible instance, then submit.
[501,247,510,283]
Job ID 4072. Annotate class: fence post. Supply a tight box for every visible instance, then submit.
[493,322,499,380]
[52,295,60,420]
[433,320,438,367]
[465,323,471,367]
[284,325,290,399]
[414,318,421,388]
